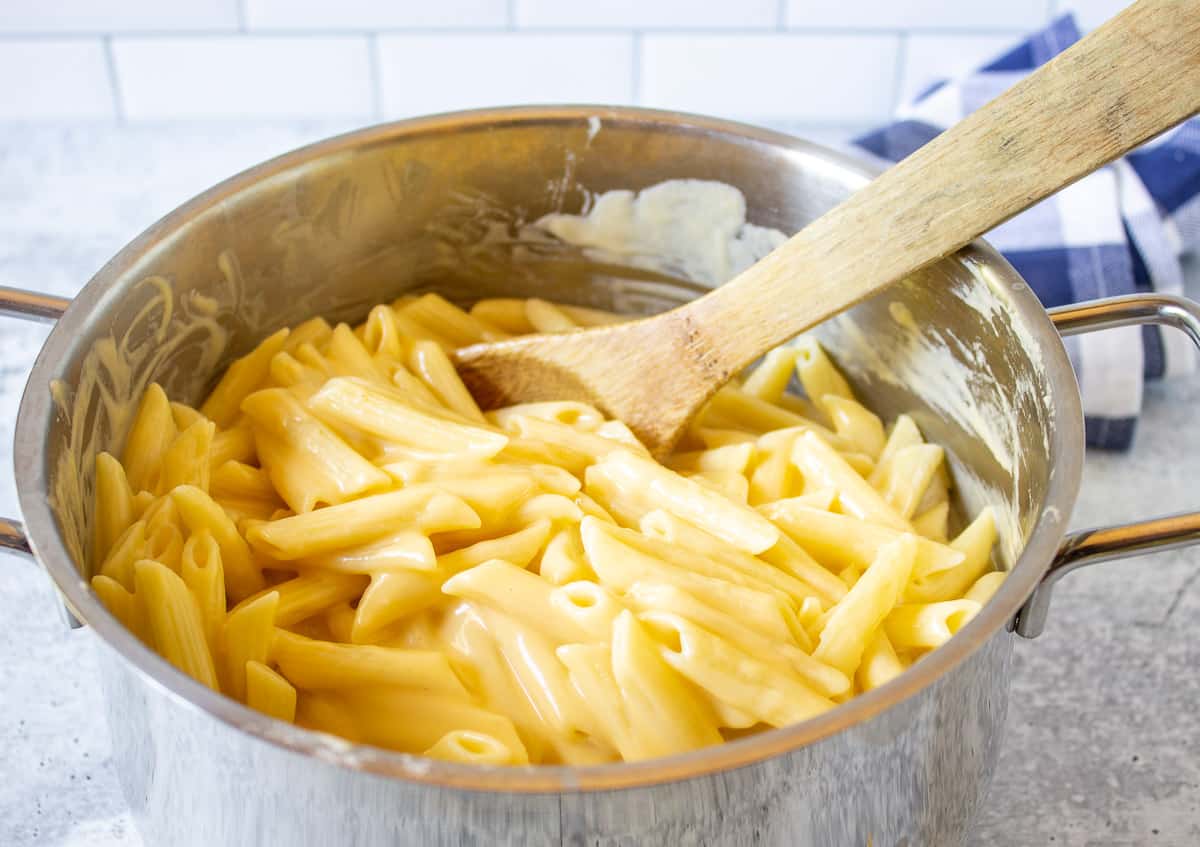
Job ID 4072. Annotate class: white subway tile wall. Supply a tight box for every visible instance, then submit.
[785,0,1049,30]
[378,34,634,116]
[0,0,1134,123]
[515,0,779,29]
[641,34,899,123]
[0,41,114,118]
[245,0,508,31]
[113,37,374,119]
[0,1,240,33]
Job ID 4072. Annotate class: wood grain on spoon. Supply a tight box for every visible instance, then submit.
[456,0,1200,456]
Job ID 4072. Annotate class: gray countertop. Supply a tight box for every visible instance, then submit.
[1,125,1197,847]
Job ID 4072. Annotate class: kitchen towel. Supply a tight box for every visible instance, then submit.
[855,14,1200,450]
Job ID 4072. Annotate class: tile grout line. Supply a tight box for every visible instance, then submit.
[101,35,125,125]
[0,25,1036,39]
[507,0,517,30]
[776,0,788,30]
[236,0,247,31]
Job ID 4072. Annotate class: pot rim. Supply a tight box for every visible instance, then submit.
[14,104,1084,793]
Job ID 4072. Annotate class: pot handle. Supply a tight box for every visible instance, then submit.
[0,516,33,557]
[0,286,78,626]
[1015,293,1200,637]
[0,284,72,323]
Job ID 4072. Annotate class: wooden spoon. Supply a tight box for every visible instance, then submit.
[456,0,1200,457]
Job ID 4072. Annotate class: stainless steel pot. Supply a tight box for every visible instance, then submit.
[4,106,1200,847]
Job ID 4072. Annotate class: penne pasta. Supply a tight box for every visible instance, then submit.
[443,559,595,645]
[873,444,945,520]
[911,500,951,542]
[238,572,368,628]
[791,431,911,531]
[299,529,437,574]
[91,574,149,643]
[489,401,606,433]
[610,611,723,759]
[588,450,779,554]
[202,328,290,427]
[307,377,507,459]
[666,443,756,475]
[246,487,479,560]
[813,535,917,676]
[469,298,536,335]
[402,292,508,346]
[747,439,797,506]
[557,303,625,327]
[821,395,886,459]
[759,499,963,581]
[158,419,215,494]
[624,582,848,698]
[557,643,634,758]
[580,518,798,644]
[169,401,206,431]
[359,306,403,359]
[741,347,800,403]
[407,339,488,423]
[91,452,135,570]
[793,337,853,418]
[242,387,392,513]
[210,460,278,502]
[172,485,265,601]
[97,520,147,590]
[964,570,1006,606]
[180,529,226,656]
[423,730,514,766]
[309,687,529,764]
[221,591,279,702]
[704,385,814,434]
[905,508,998,603]
[476,607,598,741]
[284,316,334,354]
[105,295,1000,767]
[324,323,394,384]
[869,414,924,488]
[121,383,177,493]
[856,630,906,693]
[638,610,835,728]
[884,600,981,651]
[209,419,257,468]
[524,297,579,333]
[694,427,756,448]
[686,469,750,504]
[271,628,466,694]
[134,558,219,689]
[538,527,593,585]
[638,510,827,606]
[245,660,298,723]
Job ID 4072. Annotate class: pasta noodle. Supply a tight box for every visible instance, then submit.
[91,294,1002,765]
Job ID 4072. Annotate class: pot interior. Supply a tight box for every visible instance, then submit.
[19,107,1082,786]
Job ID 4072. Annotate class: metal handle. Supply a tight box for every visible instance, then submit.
[1015,293,1200,637]
[0,285,78,627]
[0,284,71,323]
[0,285,67,539]
[0,516,32,557]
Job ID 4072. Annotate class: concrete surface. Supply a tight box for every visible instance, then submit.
[0,124,1196,846]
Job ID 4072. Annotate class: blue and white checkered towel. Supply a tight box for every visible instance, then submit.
[854,15,1200,450]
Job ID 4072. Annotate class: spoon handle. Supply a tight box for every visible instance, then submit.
[685,0,1200,379]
